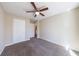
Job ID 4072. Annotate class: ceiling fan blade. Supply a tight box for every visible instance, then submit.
[40,7,48,11]
[26,11,35,13]
[40,13,45,16]
[31,2,37,11]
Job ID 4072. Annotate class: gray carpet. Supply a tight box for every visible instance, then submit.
[1,38,70,56]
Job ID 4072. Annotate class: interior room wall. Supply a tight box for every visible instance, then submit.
[0,5,5,54]
[39,7,79,51]
[36,20,40,38]
[4,14,13,46]
[25,19,34,40]
[34,20,40,38]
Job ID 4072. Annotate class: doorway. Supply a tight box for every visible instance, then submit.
[13,19,25,44]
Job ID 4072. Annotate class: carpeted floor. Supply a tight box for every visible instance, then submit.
[1,38,70,56]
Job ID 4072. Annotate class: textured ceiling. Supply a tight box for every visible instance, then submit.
[0,2,79,20]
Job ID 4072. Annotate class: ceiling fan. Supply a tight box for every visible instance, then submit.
[26,2,48,17]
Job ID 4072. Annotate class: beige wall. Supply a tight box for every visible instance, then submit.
[0,5,5,54]
[39,7,79,51]
[25,19,34,40]
[34,20,40,38]
[4,14,13,45]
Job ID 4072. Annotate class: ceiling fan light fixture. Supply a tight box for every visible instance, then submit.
[26,2,48,17]
[35,12,39,15]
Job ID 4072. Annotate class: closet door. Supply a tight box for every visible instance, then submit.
[13,19,25,44]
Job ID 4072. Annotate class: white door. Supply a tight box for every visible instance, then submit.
[13,19,25,44]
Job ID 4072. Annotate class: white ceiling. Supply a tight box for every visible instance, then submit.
[0,2,79,20]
